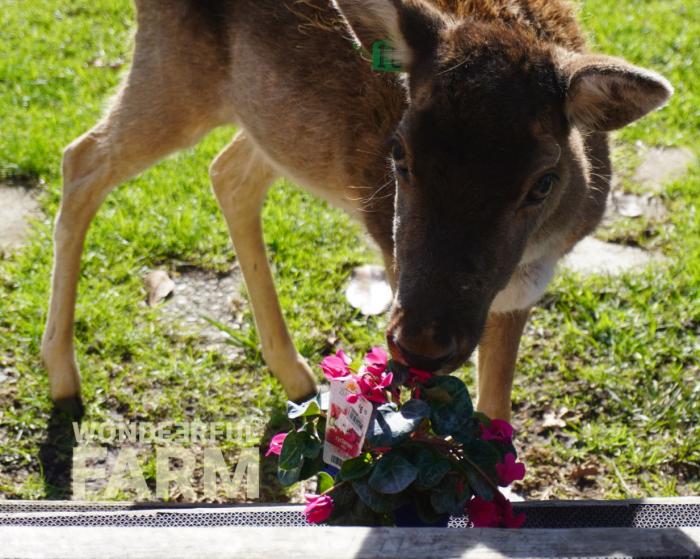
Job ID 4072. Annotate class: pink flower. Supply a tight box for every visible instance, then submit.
[495,453,526,486]
[467,497,500,528]
[481,419,514,444]
[364,346,388,376]
[304,494,334,524]
[346,371,393,404]
[321,349,352,381]
[265,432,287,457]
[467,495,526,528]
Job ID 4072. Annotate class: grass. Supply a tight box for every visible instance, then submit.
[0,0,698,501]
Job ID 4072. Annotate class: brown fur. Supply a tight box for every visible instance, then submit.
[42,0,671,419]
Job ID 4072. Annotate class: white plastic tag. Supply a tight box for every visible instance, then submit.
[323,378,372,468]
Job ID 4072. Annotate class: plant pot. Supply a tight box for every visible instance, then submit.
[393,503,449,527]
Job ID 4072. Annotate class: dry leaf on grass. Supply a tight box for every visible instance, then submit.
[144,270,175,306]
[540,407,569,431]
[570,464,601,481]
[345,264,392,316]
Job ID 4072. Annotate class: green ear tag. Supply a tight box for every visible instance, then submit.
[371,40,403,73]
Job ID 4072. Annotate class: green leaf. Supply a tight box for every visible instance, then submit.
[453,417,481,445]
[464,439,500,482]
[340,452,373,481]
[298,452,323,482]
[462,440,499,500]
[302,433,322,459]
[287,395,322,419]
[317,471,335,494]
[278,430,306,470]
[327,483,381,526]
[352,479,398,513]
[414,491,449,525]
[344,499,384,526]
[366,399,431,447]
[430,474,471,515]
[410,446,451,490]
[465,467,494,500]
[424,376,473,436]
[277,463,303,486]
[327,484,359,526]
[368,451,418,494]
[331,482,358,508]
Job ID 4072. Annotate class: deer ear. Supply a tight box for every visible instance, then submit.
[562,53,673,131]
[331,0,447,67]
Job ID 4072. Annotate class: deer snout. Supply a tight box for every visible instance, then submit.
[387,325,457,372]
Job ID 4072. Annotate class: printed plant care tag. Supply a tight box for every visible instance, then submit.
[323,378,372,469]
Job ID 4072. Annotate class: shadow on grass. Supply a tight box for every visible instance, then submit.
[35,392,301,503]
[38,398,84,499]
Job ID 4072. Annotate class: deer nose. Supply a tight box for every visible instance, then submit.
[391,335,456,372]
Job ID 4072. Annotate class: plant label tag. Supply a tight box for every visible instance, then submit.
[323,378,372,468]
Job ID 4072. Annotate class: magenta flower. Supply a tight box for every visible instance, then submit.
[467,495,525,528]
[364,346,388,376]
[467,496,500,528]
[481,419,514,444]
[304,494,334,524]
[495,453,526,486]
[265,432,288,457]
[347,371,393,404]
[321,349,352,381]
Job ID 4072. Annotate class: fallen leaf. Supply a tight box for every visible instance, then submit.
[570,464,600,481]
[345,265,392,316]
[612,192,668,221]
[144,270,175,306]
[614,194,644,218]
[541,407,568,430]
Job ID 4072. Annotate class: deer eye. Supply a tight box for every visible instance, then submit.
[526,172,557,204]
[390,139,409,180]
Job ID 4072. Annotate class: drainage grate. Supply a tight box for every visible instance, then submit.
[514,503,700,529]
[1,500,699,529]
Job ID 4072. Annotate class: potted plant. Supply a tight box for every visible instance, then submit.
[267,347,525,528]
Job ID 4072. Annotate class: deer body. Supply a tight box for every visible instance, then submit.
[43,0,671,419]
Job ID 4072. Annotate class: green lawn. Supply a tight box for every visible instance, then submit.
[0,0,698,501]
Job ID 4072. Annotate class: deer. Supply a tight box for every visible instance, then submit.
[42,0,671,421]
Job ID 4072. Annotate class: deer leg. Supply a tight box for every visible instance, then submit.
[42,87,214,407]
[476,309,530,421]
[210,132,318,401]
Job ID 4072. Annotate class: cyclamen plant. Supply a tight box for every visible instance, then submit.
[267,347,526,528]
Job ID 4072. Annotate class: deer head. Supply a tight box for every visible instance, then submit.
[333,0,672,372]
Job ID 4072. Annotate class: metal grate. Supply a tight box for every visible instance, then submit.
[1,500,699,529]
[515,503,700,529]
